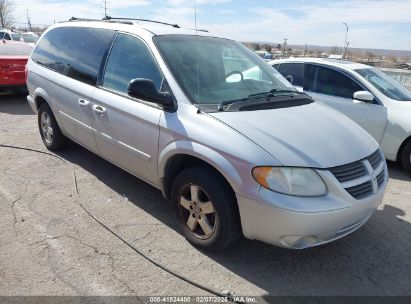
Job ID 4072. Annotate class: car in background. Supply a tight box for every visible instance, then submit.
[255,50,273,61]
[0,40,32,93]
[270,58,411,174]
[0,29,23,42]
[398,63,411,70]
[0,30,39,47]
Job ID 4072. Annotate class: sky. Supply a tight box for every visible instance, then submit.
[11,0,411,50]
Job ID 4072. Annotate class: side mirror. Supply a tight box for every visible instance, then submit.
[128,78,174,109]
[285,75,294,84]
[353,91,374,103]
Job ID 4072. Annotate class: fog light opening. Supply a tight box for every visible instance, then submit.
[293,235,318,249]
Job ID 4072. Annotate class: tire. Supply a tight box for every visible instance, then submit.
[38,103,67,151]
[171,166,241,252]
[401,140,411,174]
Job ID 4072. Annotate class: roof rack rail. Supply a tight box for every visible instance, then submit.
[68,17,133,25]
[103,16,180,28]
[189,28,209,33]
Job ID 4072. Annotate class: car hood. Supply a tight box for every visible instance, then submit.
[210,102,378,168]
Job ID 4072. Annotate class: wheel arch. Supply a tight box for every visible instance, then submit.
[33,88,52,111]
[397,134,411,163]
[159,141,243,201]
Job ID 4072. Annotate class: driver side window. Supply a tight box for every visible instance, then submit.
[103,34,164,94]
[306,65,363,99]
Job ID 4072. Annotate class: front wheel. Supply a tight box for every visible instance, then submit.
[171,166,240,252]
[401,140,411,174]
[38,103,68,151]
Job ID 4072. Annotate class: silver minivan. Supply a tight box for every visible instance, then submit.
[26,19,387,251]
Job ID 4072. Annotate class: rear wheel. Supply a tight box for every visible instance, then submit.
[401,140,411,174]
[38,103,67,151]
[171,166,240,252]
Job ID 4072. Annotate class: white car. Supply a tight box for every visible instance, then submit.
[0,30,39,47]
[0,29,22,42]
[271,58,411,173]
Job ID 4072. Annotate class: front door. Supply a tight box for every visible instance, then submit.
[91,33,165,186]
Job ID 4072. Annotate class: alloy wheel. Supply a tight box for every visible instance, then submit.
[178,184,217,240]
[41,112,53,145]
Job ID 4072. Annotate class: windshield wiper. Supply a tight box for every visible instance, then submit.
[217,97,249,111]
[248,89,305,98]
[217,89,305,111]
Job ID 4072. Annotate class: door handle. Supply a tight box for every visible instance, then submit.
[78,99,90,107]
[93,104,106,115]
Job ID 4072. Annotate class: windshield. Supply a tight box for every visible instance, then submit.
[355,68,411,101]
[154,35,295,107]
[21,33,39,43]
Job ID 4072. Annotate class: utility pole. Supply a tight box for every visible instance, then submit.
[26,8,32,32]
[345,41,350,60]
[304,44,308,57]
[103,0,109,18]
[282,38,288,58]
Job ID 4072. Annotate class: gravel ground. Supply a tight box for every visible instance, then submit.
[0,94,410,297]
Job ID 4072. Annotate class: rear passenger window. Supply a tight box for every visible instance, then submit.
[103,34,163,94]
[276,63,304,87]
[31,27,115,85]
[306,65,363,99]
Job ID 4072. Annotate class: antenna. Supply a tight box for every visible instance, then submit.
[193,0,200,104]
[194,0,198,35]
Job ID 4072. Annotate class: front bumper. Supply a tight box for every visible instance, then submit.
[237,166,387,249]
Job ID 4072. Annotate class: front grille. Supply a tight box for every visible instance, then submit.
[329,162,367,183]
[346,181,373,199]
[368,150,383,170]
[329,150,386,200]
[376,170,385,187]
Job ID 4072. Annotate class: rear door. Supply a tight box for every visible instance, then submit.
[303,64,388,143]
[91,33,164,185]
[30,27,116,152]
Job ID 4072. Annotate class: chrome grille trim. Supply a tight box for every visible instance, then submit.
[329,150,386,200]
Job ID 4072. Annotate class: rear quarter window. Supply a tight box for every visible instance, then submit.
[31,27,115,86]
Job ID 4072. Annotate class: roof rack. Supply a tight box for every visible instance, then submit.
[188,28,209,33]
[68,17,133,25]
[103,16,180,28]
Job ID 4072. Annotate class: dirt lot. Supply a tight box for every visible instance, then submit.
[0,94,410,297]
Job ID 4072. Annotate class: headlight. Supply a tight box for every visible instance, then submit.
[252,167,327,197]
